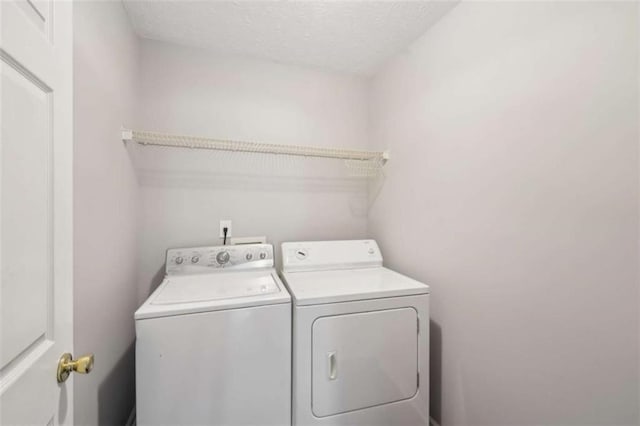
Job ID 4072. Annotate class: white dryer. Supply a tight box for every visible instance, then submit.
[280,240,430,426]
[135,244,291,426]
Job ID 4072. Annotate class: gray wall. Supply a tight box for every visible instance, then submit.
[134,39,370,302]
[73,2,139,424]
[368,2,639,425]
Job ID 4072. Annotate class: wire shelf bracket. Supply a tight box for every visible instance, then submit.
[121,128,389,176]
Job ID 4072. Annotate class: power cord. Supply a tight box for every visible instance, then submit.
[223,227,228,245]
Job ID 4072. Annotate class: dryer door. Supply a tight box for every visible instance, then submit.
[311,307,418,417]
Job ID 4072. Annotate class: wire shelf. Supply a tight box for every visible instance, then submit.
[122,129,388,177]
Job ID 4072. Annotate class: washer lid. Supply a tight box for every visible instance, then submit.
[281,267,429,306]
[135,270,290,320]
[153,272,278,305]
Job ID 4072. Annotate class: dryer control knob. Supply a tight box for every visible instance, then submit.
[259,252,267,260]
[175,256,184,265]
[216,251,230,265]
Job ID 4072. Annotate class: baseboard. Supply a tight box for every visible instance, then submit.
[430,416,441,426]
[125,407,136,426]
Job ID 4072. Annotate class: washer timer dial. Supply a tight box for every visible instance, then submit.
[216,251,230,265]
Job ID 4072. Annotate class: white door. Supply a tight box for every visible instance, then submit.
[0,1,74,425]
[312,308,419,417]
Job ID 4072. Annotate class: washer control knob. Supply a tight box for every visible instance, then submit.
[216,251,230,265]
[175,256,184,265]
[295,249,308,260]
[259,252,267,260]
[191,256,199,263]
[368,248,375,254]
[245,253,253,261]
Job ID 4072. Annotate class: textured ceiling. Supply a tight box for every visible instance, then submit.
[122,1,458,75]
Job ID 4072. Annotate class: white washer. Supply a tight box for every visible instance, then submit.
[281,240,430,426]
[135,244,291,426]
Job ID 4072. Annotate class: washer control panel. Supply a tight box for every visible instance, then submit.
[166,244,274,274]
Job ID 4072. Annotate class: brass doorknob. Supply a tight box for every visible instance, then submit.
[57,353,94,383]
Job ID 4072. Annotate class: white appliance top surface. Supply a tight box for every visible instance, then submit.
[135,269,290,320]
[281,267,429,306]
[153,271,279,304]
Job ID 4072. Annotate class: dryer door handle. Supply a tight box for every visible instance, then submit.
[328,351,337,380]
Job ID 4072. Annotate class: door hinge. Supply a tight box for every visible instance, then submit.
[417,372,420,388]
[417,316,420,334]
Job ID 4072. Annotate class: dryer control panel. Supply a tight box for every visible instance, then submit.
[282,240,383,272]
[166,244,274,275]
